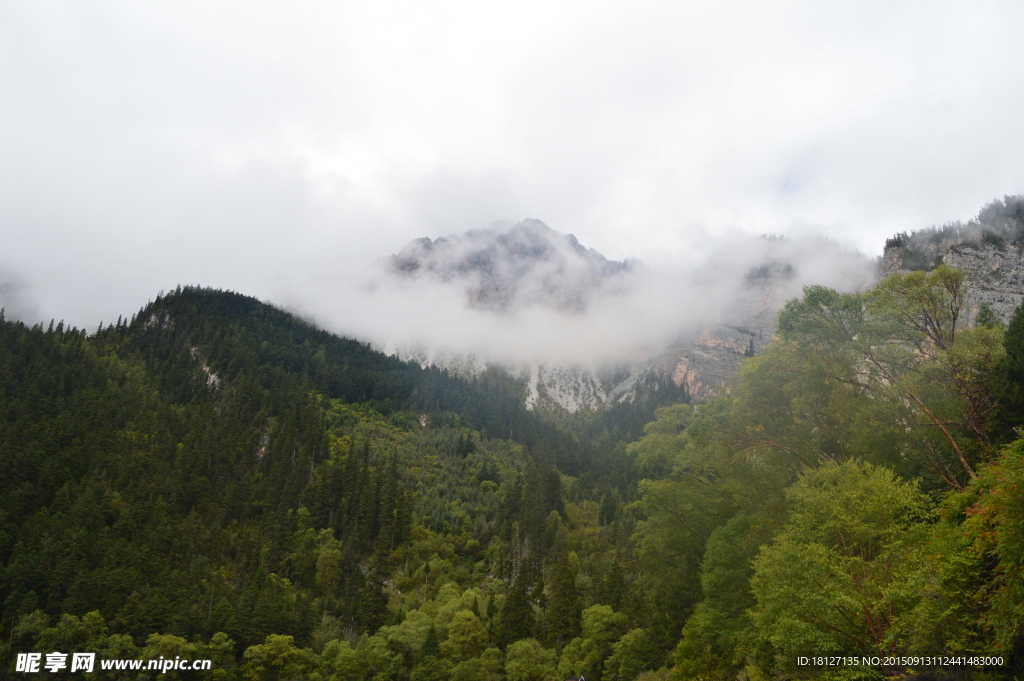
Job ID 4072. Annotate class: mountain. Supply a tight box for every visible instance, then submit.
[380,219,669,411]
[0,284,685,678]
[882,195,1024,323]
[0,287,633,654]
[386,219,637,313]
[5,197,1024,679]
[377,222,875,408]
[660,265,791,400]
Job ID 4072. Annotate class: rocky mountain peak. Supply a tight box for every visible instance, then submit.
[374,224,877,411]
[881,195,1024,323]
[385,219,635,313]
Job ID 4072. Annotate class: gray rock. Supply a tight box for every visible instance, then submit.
[881,195,1024,324]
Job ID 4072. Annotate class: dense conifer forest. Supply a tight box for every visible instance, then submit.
[3,263,1024,679]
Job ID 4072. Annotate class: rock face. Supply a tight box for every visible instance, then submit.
[881,195,1024,323]
[523,362,671,412]
[513,268,803,406]
[665,276,785,401]
[657,240,876,402]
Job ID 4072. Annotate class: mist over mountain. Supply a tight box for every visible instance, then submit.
[293,220,877,408]
[387,219,637,313]
[6,198,1024,677]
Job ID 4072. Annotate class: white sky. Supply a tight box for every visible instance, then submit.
[2,0,1024,328]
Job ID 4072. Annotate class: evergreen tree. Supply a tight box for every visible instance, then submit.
[421,624,440,658]
[355,576,388,634]
[498,575,536,648]
[977,302,999,328]
[598,490,618,525]
[601,562,626,613]
[993,302,1024,443]
[545,552,582,647]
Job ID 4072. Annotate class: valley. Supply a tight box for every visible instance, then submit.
[2,197,1024,680]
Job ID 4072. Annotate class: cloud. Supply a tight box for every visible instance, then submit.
[0,1,1022,329]
[289,222,877,367]
[0,269,40,324]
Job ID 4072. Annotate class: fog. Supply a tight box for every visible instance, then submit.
[287,223,876,367]
[0,272,39,325]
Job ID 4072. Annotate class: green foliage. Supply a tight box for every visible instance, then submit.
[544,551,582,647]
[960,439,1024,652]
[320,640,365,681]
[242,634,318,681]
[621,259,1024,678]
[450,648,502,681]
[627,404,692,479]
[673,513,779,681]
[603,628,658,681]
[8,244,1024,681]
[0,287,648,678]
[498,574,536,649]
[442,610,488,660]
[778,267,1004,488]
[976,302,999,328]
[628,396,794,655]
[751,461,933,662]
[992,301,1024,443]
[556,605,628,681]
[410,655,453,681]
[505,638,558,681]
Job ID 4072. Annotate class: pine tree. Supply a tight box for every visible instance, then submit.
[977,302,999,327]
[602,561,627,613]
[421,624,440,658]
[544,552,581,647]
[599,490,618,525]
[993,302,1024,443]
[355,576,388,634]
[498,575,535,648]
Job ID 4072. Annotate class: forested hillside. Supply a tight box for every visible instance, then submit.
[3,260,1024,679]
[0,286,680,679]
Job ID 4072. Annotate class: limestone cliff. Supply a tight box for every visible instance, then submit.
[881,195,1024,323]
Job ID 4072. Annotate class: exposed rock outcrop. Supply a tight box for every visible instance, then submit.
[881,195,1024,323]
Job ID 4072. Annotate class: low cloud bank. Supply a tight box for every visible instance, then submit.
[288,221,877,368]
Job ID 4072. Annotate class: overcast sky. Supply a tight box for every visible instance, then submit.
[2,0,1024,329]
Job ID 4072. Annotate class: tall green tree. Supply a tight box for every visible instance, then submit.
[992,302,1024,442]
[544,552,582,647]
[961,439,1024,653]
[750,460,933,665]
[504,638,558,681]
[556,605,628,681]
[498,575,536,649]
[778,266,1005,488]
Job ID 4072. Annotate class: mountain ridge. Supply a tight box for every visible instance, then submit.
[376,221,874,409]
[386,219,637,314]
[882,194,1024,324]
